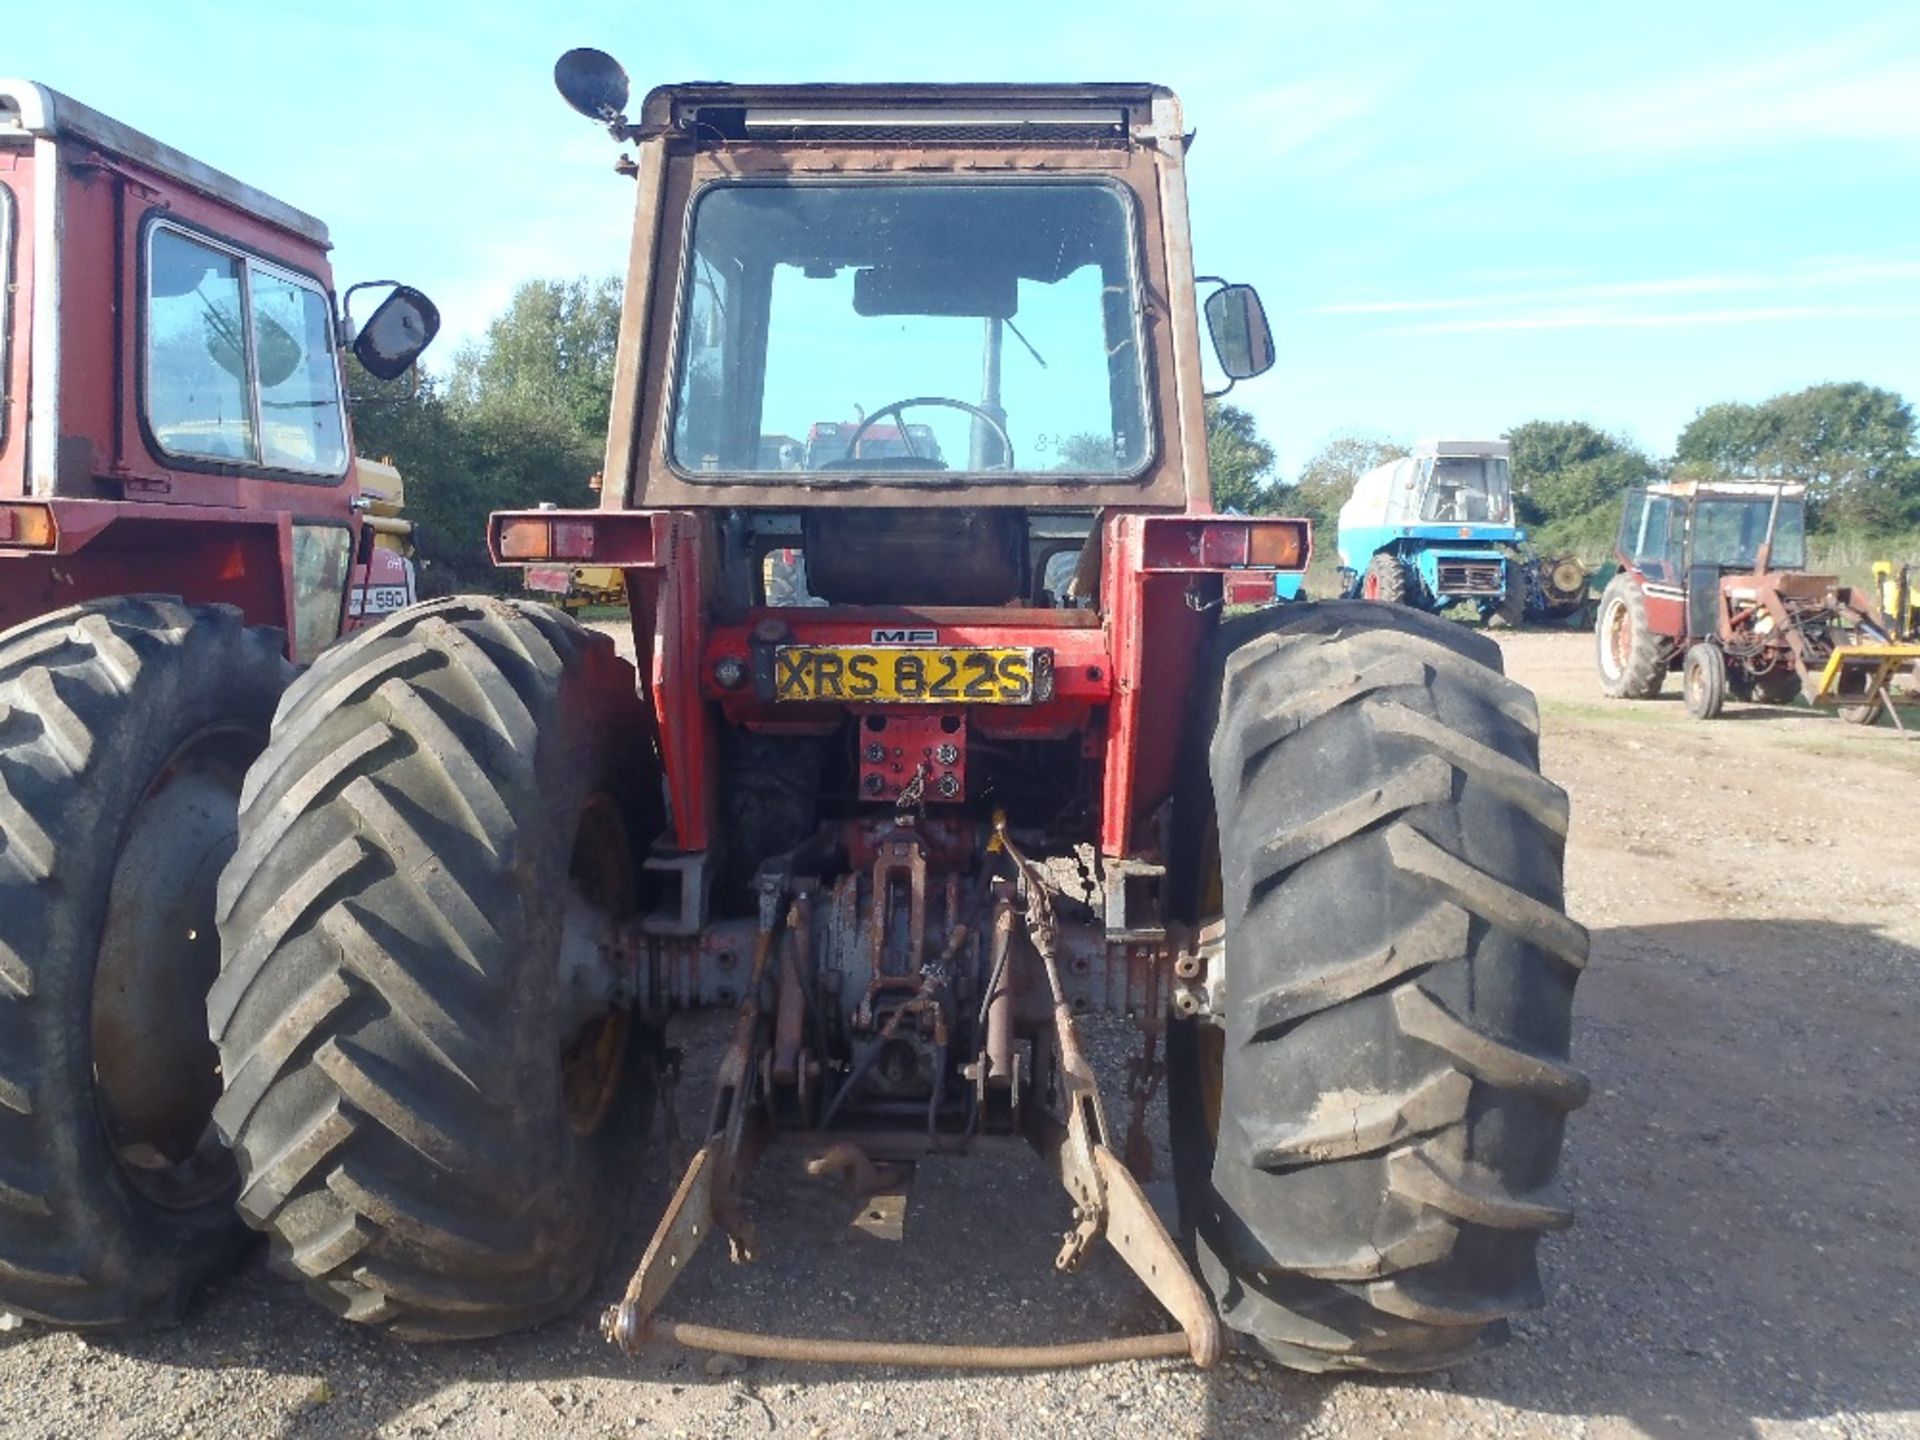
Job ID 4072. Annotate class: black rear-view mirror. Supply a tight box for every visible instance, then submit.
[1204,282,1274,380]
[352,286,441,381]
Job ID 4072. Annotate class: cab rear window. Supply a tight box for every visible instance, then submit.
[0,182,13,455]
[145,222,347,479]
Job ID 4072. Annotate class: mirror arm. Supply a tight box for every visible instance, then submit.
[1195,275,1231,396]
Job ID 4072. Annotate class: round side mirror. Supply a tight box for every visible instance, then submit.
[555,48,630,122]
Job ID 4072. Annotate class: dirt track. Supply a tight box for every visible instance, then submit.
[2,628,1917,1438]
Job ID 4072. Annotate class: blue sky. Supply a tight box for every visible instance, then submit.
[11,0,1919,478]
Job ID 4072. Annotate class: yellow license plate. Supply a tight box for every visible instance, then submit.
[772,646,1035,704]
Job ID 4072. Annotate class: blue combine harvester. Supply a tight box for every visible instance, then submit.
[1336,438,1527,624]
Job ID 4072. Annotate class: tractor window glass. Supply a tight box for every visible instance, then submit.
[669,182,1151,480]
[147,228,256,463]
[0,183,12,455]
[1691,498,1806,570]
[289,523,352,663]
[1616,491,1646,557]
[145,224,348,479]
[1633,496,1672,562]
[1416,456,1511,523]
[251,269,348,474]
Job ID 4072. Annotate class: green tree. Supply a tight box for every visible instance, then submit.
[1673,382,1919,531]
[1275,433,1409,533]
[344,274,623,588]
[1505,420,1657,551]
[447,277,624,438]
[1205,400,1278,512]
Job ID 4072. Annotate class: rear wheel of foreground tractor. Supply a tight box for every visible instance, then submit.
[1362,553,1410,606]
[1594,574,1667,699]
[1681,643,1726,720]
[0,598,290,1326]
[211,597,658,1339]
[1167,601,1588,1373]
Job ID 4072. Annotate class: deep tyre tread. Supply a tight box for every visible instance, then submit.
[1362,553,1410,606]
[212,597,656,1340]
[1170,600,1588,1374]
[0,597,290,1326]
[1595,574,1668,698]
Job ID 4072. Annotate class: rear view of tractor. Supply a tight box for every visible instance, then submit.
[1338,439,1531,625]
[0,82,435,1327]
[1596,480,1920,723]
[208,55,1588,1373]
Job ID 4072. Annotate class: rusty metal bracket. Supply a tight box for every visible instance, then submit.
[1000,819,1223,1367]
[603,1138,719,1352]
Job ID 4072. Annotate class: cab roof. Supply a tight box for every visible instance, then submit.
[0,79,329,247]
[1647,479,1807,500]
[637,81,1178,144]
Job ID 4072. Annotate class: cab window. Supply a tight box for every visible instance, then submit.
[145,224,347,478]
[1,182,16,455]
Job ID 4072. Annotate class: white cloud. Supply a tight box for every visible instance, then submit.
[1387,302,1920,337]
[1317,256,1920,328]
[1544,20,1920,158]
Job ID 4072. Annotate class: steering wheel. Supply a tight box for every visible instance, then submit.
[842,397,1015,471]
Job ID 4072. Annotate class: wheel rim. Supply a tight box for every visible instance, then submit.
[561,792,635,1136]
[1196,827,1225,1146]
[1685,662,1703,710]
[1363,571,1379,600]
[1604,599,1630,676]
[91,726,256,1211]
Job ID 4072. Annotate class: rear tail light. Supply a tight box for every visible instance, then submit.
[0,504,56,550]
[497,517,552,560]
[1248,523,1306,568]
[1197,523,1250,567]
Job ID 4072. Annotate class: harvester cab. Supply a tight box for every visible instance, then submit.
[1595,479,1920,722]
[199,49,1588,1381]
[1336,438,1529,623]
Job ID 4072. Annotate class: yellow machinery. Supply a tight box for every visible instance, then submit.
[525,562,627,611]
[1872,561,1920,640]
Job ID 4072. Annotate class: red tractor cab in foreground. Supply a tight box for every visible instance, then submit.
[207,56,1588,1376]
[1596,479,1920,722]
[0,81,434,1326]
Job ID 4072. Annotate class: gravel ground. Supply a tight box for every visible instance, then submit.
[2,628,1916,1438]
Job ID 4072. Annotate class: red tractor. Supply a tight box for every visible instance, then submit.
[0,82,435,1325]
[1596,479,1919,722]
[204,56,1587,1373]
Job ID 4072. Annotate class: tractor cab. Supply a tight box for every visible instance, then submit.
[1614,479,1807,592]
[0,80,439,658]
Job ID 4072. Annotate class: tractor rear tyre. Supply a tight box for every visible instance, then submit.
[0,598,290,1326]
[1682,643,1727,720]
[1595,574,1667,699]
[1168,601,1588,1373]
[211,597,658,1339]
[1361,553,1410,606]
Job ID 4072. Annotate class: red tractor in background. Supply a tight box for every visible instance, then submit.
[203,55,1589,1375]
[0,81,435,1326]
[1596,479,1920,722]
